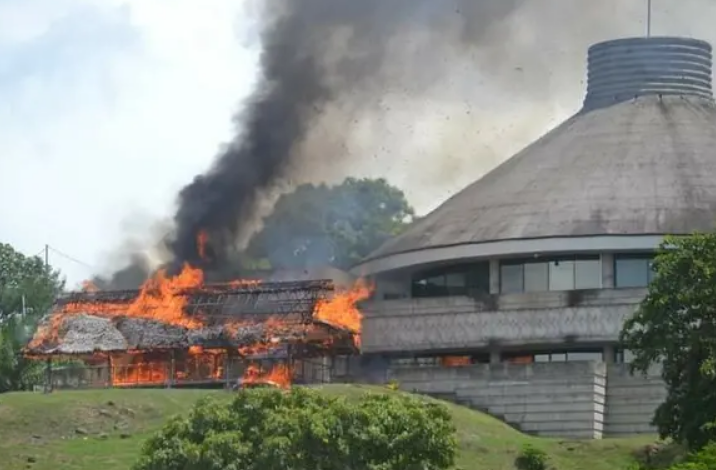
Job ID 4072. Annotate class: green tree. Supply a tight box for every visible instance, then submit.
[134,387,457,470]
[247,177,414,270]
[0,243,64,392]
[620,234,716,450]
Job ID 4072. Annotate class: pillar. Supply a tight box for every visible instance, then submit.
[602,344,616,364]
[107,355,113,388]
[489,259,500,294]
[167,350,175,389]
[601,253,615,288]
[489,348,501,364]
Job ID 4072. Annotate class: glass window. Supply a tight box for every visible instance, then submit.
[500,263,524,293]
[615,255,653,287]
[534,354,551,363]
[411,262,489,298]
[549,260,575,291]
[575,259,602,289]
[566,351,603,361]
[550,353,567,362]
[466,263,491,293]
[524,262,548,292]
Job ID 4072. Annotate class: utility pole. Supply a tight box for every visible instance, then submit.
[646,0,652,37]
[44,244,49,269]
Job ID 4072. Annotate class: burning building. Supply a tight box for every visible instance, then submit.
[353,36,716,438]
[26,264,371,390]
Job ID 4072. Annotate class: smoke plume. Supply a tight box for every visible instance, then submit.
[105,0,716,284]
[167,0,538,276]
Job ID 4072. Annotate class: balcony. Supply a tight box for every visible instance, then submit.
[361,288,646,353]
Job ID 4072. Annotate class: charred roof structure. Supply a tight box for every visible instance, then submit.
[27,279,355,356]
[27,278,361,390]
[354,37,716,439]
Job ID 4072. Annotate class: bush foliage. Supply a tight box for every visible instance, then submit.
[515,444,550,470]
[134,387,457,470]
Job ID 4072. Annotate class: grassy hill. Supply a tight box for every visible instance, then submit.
[0,385,657,470]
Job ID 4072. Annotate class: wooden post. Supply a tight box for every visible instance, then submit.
[167,350,175,389]
[224,349,231,390]
[107,355,113,388]
[44,357,52,394]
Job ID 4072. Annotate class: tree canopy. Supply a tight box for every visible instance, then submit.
[620,234,716,450]
[246,177,415,271]
[0,242,64,392]
[134,387,457,470]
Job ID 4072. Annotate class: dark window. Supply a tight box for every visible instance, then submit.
[411,262,489,298]
[615,254,655,288]
[500,255,601,293]
[500,262,524,293]
[504,349,603,363]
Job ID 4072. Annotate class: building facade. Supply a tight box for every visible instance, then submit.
[353,36,716,438]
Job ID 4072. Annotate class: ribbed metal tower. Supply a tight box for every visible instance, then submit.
[583,36,713,110]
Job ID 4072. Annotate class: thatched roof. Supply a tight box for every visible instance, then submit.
[27,313,347,356]
[26,279,353,356]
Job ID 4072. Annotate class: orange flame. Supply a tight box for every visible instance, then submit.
[440,356,471,367]
[313,279,373,346]
[81,280,99,292]
[241,363,292,389]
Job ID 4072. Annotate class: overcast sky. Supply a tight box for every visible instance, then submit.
[0,0,259,287]
[3,0,716,288]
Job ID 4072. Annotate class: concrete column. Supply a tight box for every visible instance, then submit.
[603,344,615,364]
[601,253,615,288]
[489,259,500,294]
[489,348,501,364]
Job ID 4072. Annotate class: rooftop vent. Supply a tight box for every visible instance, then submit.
[583,36,713,110]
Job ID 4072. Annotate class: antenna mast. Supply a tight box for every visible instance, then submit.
[646,0,652,37]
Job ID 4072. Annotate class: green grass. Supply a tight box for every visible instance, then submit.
[0,385,657,470]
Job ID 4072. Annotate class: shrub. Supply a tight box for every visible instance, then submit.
[514,444,550,470]
[134,387,457,470]
[667,442,716,470]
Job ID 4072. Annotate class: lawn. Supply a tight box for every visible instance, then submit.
[0,384,657,470]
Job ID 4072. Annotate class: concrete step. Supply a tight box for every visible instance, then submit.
[501,410,603,425]
[518,420,602,434]
[459,393,603,408]
[604,423,658,436]
[460,385,604,400]
[605,403,660,415]
[488,401,604,415]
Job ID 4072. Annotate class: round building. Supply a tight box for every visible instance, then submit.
[353,36,716,438]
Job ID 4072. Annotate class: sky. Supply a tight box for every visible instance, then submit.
[0,0,260,286]
[3,0,716,288]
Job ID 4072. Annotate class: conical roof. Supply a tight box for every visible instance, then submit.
[361,37,716,270]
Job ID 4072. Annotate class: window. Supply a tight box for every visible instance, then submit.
[500,263,524,293]
[499,255,601,293]
[575,258,602,289]
[615,254,655,288]
[549,260,575,291]
[411,262,490,298]
[524,262,548,292]
[508,349,603,363]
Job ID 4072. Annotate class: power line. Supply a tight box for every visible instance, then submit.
[47,245,95,270]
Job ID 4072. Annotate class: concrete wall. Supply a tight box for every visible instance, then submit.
[605,363,665,436]
[362,288,645,353]
[387,361,666,439]
[389,362,607,439]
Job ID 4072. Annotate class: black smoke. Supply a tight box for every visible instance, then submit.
[97,0,647,287]
[165,0,527,279]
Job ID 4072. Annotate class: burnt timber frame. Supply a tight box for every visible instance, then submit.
[54,279,335,324]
